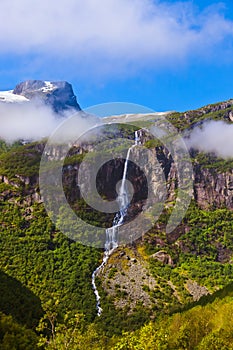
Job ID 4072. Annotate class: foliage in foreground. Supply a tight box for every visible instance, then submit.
[39,293,233,350]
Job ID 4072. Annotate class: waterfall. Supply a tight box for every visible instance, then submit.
[92,131,140,316]
[135,130,142,145]
[135,130,140,145]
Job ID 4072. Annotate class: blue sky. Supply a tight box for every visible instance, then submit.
[1,0,233,113]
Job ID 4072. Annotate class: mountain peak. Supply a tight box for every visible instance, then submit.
[12,80,81,113]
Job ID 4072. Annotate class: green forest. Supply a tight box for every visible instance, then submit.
[1,104,233,349]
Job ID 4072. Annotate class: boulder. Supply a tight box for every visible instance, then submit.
[150,250,173,266]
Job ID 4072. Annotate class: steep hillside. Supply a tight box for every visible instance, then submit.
[0,98,233,348]
[0,80,81,113]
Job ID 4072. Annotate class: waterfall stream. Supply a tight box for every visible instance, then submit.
[91,131,139,316]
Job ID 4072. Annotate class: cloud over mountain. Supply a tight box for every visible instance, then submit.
[0,102,61,142]
[0,100,98,143]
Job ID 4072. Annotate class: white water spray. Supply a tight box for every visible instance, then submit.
[91,131,141,316]
[135,129,142,145]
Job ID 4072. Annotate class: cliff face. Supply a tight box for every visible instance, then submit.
[1,94,233,213]
[73,141,233,212]
[1,137,233,213]
[0,173,41,206]
[193,165,233,209]
[13,80,81,113]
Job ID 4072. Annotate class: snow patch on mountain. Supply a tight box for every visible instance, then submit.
[0,80,81,114]
[40,81,56,93]
[0,90,29,103]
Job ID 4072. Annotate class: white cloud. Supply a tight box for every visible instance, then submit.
[186,120,233,159]
[0,102,61,142]
[0,0,233,71]
[0,100,98,143]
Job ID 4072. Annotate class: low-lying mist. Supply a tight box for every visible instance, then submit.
[0,101,98,143]
[2,103,232,161]
[186,120,233,159]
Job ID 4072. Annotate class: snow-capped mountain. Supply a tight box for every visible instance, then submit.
[0,80,81,113]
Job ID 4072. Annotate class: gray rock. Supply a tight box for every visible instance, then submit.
[13,80,81,113]
[150,251,174,266]
[186,280,209,301]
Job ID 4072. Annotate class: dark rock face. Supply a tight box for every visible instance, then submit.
[2,133,233,212]
[13,80,81,113]
[193,166,233,209]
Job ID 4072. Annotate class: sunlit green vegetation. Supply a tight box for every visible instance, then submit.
[167,104,233,131]
[1,100,233,348]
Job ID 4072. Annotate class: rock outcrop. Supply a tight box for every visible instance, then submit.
[150,251,174,266]
[13,80,81,113]
[186,280,209,301]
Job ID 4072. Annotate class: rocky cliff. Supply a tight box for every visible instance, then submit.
[1,125,233,215]
[1,98,233,314]
[9,80,81,113]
